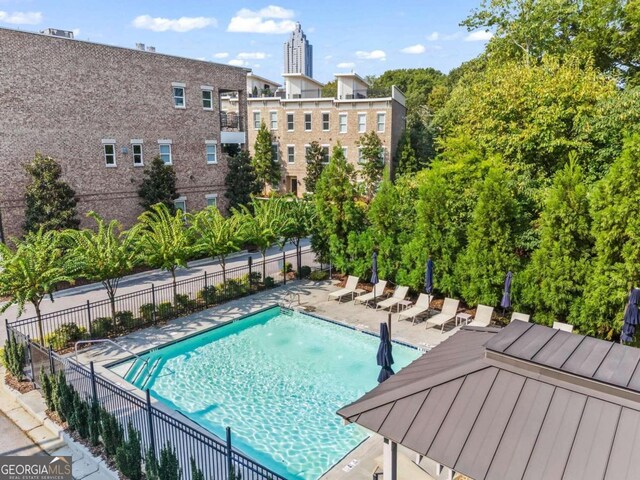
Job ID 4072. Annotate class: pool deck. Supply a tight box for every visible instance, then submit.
[78,279,460,480]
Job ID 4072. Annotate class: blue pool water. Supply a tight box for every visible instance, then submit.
[111,307,421,480]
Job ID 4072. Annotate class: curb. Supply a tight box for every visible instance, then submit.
[59,431,119,480]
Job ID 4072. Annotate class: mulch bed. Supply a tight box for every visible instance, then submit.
[5,373,34,394]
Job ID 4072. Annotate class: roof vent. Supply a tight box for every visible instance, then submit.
[146,46,156,53]
[136,43,145,51]
[40,28,74,39]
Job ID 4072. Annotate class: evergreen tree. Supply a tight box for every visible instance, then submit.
[304,141,325,193]
[138,157,178,213]
[357,131,384,200]
[252,122,280,194]
[456,166,521,306]
[396,130,419,176]
[23,153,79,233]
[224,150,260,211]
[519,158,592,326]
[116,422,142,480]
[579,135,640,338]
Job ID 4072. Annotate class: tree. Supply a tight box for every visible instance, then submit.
[23,153,79,233]
[0,229,77,342]
[456,166,521,306]
[224,149,260,211]
[396,130,419,176]
[131,203,193,300]
[357,131,384,200]
[321,79,337,98]
[579,134,640,338]
[191,207,243,283]
[280,199,315,276]
[519,157,593,326]
[252,123,280,194]
[369,68,447,110]
[304,141,326,193]
[64,212,138,321]
[138,157,179,213]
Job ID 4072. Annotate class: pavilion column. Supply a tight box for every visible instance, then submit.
[383,437,397,480]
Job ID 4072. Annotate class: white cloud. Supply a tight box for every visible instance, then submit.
[324,55,333,61]
[401,43,425,54]
[228,59,247,67]
[355,50,386,61]
[336,62,355,69]
[227,5,296,34]
[132,15,217,33]
[213,52,229,59]
[465,30,493,42]
[237,51,268,60]
[0,11,42,25]
[426,32,439,41]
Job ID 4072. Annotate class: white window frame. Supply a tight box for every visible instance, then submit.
[131,140,144,167]
[380,146,387,165]
[376,112,386,133]
[205,140,217,164]
[269,111,278,130]
[304,112,312,131]
[286,112,294,131]
[357,112,367,133]
[304,144,311,159]
[271,143,279,163]
[338,113,347,134]
[201,86,213,110]
[342,146,348,160]
[205,193,218,209]
[321,112,330,131]
[357,146,364,164]
[102,139,116,167]
[172,82,186,109]
[321,144,330,164]
[158,140,173,165]
[253,111,261,129]
[287,145,295,164]
[174,196,186,213]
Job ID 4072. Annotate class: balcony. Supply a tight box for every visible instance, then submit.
[220,111,246,144]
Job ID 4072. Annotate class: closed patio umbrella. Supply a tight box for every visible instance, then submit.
[371,251,379,303]
[376,322,394,383]
[500,271,513,310]
[425,257,434,294]
[621,288,640,343]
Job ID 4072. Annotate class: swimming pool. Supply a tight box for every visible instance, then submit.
[110,307,421,480]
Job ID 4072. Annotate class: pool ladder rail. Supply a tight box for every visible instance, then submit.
[283,289,301,309]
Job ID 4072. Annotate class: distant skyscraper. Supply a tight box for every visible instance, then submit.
[284,22,313,77]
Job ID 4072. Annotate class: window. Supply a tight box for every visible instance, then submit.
[287,145,295,164]
[358,113,366,133]
[158,141,172,165]
[174,197,186,213]
[339,113,347,134]
[253,111,261,129]
[379,146,387,165]
[286,113,294,131]
[304,144,311,158]
[205,194,218,208]
[131,141,143,166]
[377,112,386,133]
[358,147,364,164]
[342,146,348,160]
[321,145,330,164]
[304,113,312,131]
[206,140,217,164]
[271,143,279,162]
[172,82,185,108]
[103,141,116,166]
[270,111,278,130]
[202,88,213,110]
[322,112,330,131]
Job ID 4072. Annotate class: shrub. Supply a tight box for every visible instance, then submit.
[174,294,197,312]
[3,334,26,380]
[309,270,329,281]
[44,323,87,350]
[298,265,312,278]
[55,372,75,424]
[217,278,249,298]
[157,302,174,321]
[116,422,143,480]
[100,407,123,457]
[40,368,55,411]
[146,444,181,480]
[197,286,217,305]
[88,401,100,446]
[264,276,275,288]
[140,303,155,323]
[115,311,135,331]
[92,317,113,338]
[190,458,204,480]
[248,271,261,284]
[72,391,90,439]
[281,262,293,275]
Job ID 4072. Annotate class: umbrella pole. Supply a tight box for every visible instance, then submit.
[387,313,392,340]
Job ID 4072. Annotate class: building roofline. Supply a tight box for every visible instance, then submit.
[247,72,282,87]
[0,26,251,72]
[333,72,370,86]
[281,72,325,87]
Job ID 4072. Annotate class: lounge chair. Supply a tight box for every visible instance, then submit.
[376,286,409,311]
[327,276,360,302]
[467,304,494,327]
[510,312,530,323]
[397,293,432,324]
[553,321,573,332]
[354,280,388,306]
[426,298,460,333]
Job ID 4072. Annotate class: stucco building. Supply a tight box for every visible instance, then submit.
[0,27,248,239]
[283,23,313,78]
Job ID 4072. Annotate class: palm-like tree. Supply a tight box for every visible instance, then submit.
[0,229,78,342]
[281,199,315,276]
[131,203,194,300]
[191,207,243,283]
[64,212,138,322]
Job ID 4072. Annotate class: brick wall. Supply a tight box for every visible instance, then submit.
[0,28,248,239]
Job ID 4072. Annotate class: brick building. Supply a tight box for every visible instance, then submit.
[0,27,248,239]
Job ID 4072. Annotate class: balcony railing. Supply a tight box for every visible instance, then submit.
[220,111,241,131]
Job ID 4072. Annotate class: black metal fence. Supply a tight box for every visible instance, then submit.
[7,248,322,352]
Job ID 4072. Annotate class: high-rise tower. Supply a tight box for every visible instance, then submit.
[283,22,313,78]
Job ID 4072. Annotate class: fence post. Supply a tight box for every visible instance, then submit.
[248,257,253,292]
[204,271,209,307]
[49,345,55,374]
[26,336,35,384]
[89,361,98,404]
[282,250,287,285]
[151,284,157,325]
[226,426,233,479]
[86,300,93,338]
[146,389,157,459]
[4,318,9,343]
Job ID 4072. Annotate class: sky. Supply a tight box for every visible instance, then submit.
[0,0,492,83]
